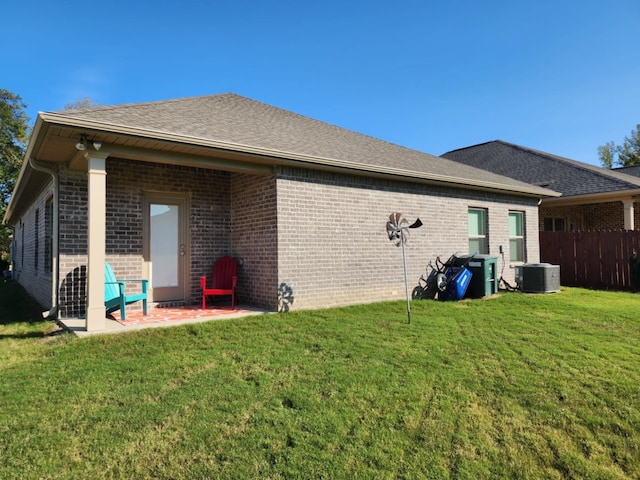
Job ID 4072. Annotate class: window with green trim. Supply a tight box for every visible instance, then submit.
[509,211,525,262]
[468,208,488,254]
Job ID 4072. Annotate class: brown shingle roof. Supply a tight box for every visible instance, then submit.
[49,93,557,196]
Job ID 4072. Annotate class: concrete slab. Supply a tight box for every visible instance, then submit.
[57,305,271,337]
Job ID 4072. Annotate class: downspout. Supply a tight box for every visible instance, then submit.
[28,158,59,319]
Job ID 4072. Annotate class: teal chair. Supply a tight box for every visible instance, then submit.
[104,263,148,320]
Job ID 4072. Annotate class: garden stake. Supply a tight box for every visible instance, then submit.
[386,213,422,323]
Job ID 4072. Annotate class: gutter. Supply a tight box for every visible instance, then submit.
[542,189,640,207]
[3,117,44,225]
[27,157,59,319]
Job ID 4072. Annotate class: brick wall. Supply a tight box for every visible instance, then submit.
[12,180,55,310]
[585,202,626,230]
[58,167,89,317]
[274,167,539,310]
[230,173,278,310]
[541,201,640,231]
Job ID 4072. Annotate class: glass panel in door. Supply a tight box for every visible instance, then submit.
[148,200,185,302]
[151,204,179,287]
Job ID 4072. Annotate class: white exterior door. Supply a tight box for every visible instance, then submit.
[144,195,189,302]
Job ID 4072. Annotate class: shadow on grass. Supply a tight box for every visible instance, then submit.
[0,279,48,326]
[0,332,48,339]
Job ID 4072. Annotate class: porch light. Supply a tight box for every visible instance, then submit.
[75,134,87,151]
[75,135,102,151]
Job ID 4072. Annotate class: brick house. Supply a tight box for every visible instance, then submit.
[442,140,640,231]
[4,94,557,332]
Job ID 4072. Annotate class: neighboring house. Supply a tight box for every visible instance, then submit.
[614,165,640,178]
[442,140,640,232]
[4,94,557,331]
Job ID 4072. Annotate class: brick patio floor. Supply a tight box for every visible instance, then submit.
[111,305,258,325]
[58,304,270,337]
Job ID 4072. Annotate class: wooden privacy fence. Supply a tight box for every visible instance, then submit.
[539,230,640,291]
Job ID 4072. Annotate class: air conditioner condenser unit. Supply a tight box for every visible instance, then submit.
[520,263,560,293]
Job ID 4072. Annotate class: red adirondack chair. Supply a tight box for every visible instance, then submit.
[200,256,238,309]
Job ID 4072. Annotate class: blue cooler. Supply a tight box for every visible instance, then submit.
[439,267,472,301]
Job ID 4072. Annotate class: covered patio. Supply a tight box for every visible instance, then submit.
[58,304,269,337]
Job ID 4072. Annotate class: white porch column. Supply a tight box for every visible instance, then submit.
[623,199,635,231]
[86,153,109,331]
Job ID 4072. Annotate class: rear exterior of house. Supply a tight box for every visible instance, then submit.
[9,158,543,316]
[274,166,543,310]
[5,95,555,330]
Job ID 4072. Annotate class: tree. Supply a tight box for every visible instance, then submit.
[64,97,100,110]
[598,141,616,169]
[0,89,30,263]
[599,124,640,168]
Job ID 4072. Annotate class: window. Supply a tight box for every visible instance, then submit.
[44,197,53,274]
[569,217,582,231]
[543,217,565,232]
[20,220,25,270]
[34,209,39,271]
[20,222,24,271]
[468,208,488,254]
[544,216,582,232]
[509,211,525,262]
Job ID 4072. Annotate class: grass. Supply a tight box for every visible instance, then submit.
[1,280,640,479]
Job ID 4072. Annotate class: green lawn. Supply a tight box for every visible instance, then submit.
[1,280,639,479]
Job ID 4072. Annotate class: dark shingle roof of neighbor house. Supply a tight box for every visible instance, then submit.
[42,93,555,197]
[614,165,640,178]
[441,140,640,197]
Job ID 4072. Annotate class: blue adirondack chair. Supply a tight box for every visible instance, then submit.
[104,263,148,320]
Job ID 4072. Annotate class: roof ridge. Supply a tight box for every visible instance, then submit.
[442,140,500,155]
[45,92,242,115]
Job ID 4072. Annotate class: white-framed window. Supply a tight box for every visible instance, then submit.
[468,208,488,254]
[509,211,525,262]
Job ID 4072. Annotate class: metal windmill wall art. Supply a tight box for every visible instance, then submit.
[386,212,423,323]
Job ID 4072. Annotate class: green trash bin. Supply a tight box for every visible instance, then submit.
[454,255,498,298]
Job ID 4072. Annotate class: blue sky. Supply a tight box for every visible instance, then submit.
[4,0,639,166]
